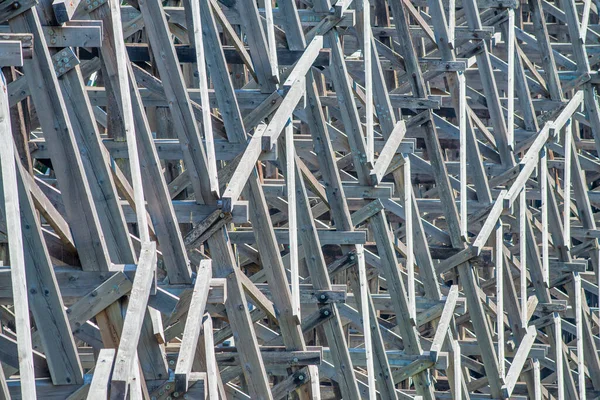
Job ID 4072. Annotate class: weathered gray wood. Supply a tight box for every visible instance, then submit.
[174,260,212,392]
[429,285,459,362]
[87,349,115,399]
[3,0,599,397]
[9,8,112,272]
[7,144,84,385]
[0,40,22,66]
[110,242,160,399]
[137,0,215,203]
[0,70,36,400]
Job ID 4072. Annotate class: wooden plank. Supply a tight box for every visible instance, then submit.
[221,124,265,211]
[0,70,36,399]
[174,260,212,392]
[87,349,115,399]
[370,121,407,184]
[0,40,22,66]
[110,242,158,399]
[501,326,537,397]
[429,286,459,362]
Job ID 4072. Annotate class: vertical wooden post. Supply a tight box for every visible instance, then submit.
[540,147,549,284]
[356,244,375,399]
[286,122,300,318]
[459,71,467,238]
[108,0,148,244]
[575,273,585,400]
[533,359,541,400]
[404,155,415,321]
[519,189,527,327]
[496,221,504,379]
[364,0,373,163]
[563,122,572,248]
[0,70,36,400]
[555,312,564,400]
[507,8,515,149]
[182,0,219,194]
[263,0,278,82]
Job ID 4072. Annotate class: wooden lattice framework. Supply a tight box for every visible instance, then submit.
[0,0,597,398]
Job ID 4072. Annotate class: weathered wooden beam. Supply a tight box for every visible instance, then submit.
[0,70,36,399]
[87,349,115,399]
[174,260,212,392]
[110,242,159,399]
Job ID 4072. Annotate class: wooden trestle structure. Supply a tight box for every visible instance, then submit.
[1,0,600,397]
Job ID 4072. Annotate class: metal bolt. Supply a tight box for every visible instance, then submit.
[11,2,20,9]
[93,1,98,5]
[169,360,174,365]
[63,57,69,63]
[50,38,57,44]
[298,374,305,381]
[59,68,65,73]
[323,310,330,316]
[165,384,171,389]
[293,357,299,363]
[173,392,179,398]
[61,51,67,56]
